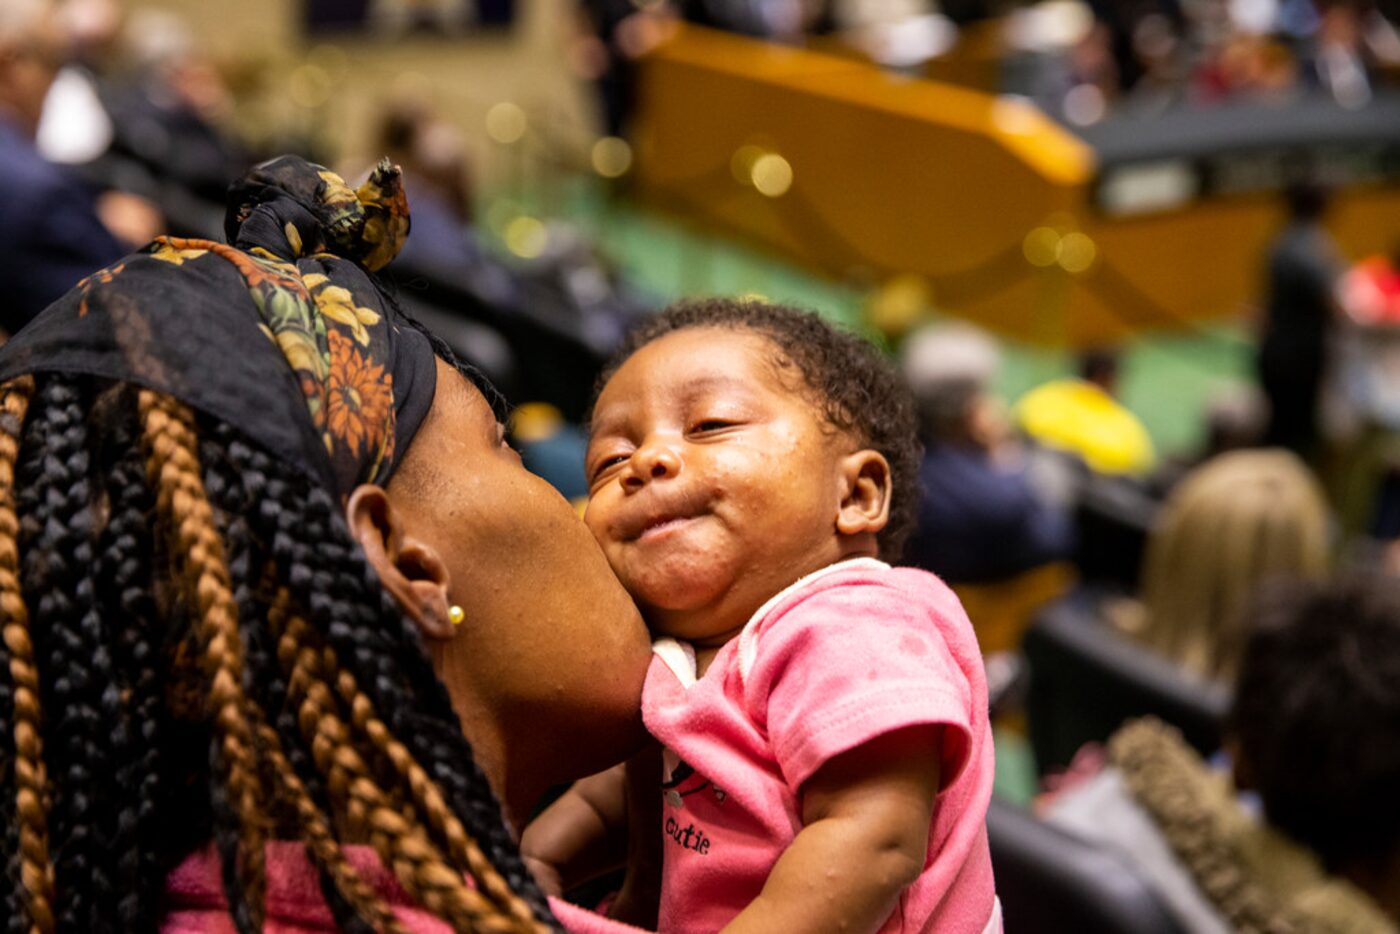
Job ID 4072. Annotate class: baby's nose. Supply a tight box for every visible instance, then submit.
[626,443,681,486]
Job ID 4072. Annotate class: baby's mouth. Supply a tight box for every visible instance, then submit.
[623,508,708,542]
[636,514,698,541]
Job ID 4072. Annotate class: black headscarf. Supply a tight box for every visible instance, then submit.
[0,155,438,497]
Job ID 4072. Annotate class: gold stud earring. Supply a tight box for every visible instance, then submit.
[448,605,465,626]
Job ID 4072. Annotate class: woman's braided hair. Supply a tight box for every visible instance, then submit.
[0,372,558,934]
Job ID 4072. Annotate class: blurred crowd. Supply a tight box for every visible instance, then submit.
[571,0,1400,129]
[3,0,1400,928]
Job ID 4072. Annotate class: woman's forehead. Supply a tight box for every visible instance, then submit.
[439,360,507,424]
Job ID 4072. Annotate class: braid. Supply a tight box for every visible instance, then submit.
[199,425,395,934]
[17,377,122,932]
[218,424,555,930]
[0,376,52,934]
[254,714,408,934]
[97,396,170,932]
[137,391,267,933]
[281,611,549,933]
[326,634,548,931]
[283,491,557,928]
[0,377,562,931]
[278,612,527,934]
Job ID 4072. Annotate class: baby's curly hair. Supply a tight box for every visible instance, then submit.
[594,298,921,560]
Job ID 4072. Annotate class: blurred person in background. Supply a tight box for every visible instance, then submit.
[373,97,521,309]
[1306,0,1374,106]
[0,0,128,336]
[572,0,677,137]
[1048,574,1400,931]
[1257,177,1343,458]
[901,322,1073,584]
[1014,349,1157,478]
[1112,448,1330,682]
[100,7,251,208]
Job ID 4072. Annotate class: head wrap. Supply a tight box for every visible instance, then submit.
[0,155,437,497]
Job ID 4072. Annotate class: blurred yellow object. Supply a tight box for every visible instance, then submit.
[486,102,527,144]
[1014,379,1156,475]
[750,153,793,197]
[509,401,565,443]
[953,561,1074,655]
[592,136,633,178]
[866,274,935,338]
[504,216,548,259]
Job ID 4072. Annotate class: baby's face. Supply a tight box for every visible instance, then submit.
[585,327,860,645]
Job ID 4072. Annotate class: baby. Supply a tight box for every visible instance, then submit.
[525,299,999,934]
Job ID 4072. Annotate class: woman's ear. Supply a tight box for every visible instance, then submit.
[345,484,456,640]
[836,449,891,539]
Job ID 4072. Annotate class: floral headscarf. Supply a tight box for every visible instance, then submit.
[0,155,438,497]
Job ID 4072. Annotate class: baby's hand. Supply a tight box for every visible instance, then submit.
[520,740,665,921]
[521,763,630,898]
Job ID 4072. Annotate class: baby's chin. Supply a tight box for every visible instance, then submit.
[626,574,740,642]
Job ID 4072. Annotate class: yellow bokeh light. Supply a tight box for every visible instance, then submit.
[591,136,633,178]
[1057,231,1097,273]
[737,291,770,304]
[1023,227,1061,267]
[751,153,793,197]
[504,216,548,259]
[867,274,934,337]
[509,401,565,443]
[486,102,527,144]
[288,64,332,110]
[731,144,765,184]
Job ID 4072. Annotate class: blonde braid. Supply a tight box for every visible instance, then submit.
[251,715,409,934]
[278,614,529,934]
[137,390,267,929]
[335,669,550,934]
[0,376,53,934]
[279,605,547,931]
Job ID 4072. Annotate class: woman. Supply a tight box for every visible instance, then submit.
[1120,448,1329,682]
[0,155,652,932]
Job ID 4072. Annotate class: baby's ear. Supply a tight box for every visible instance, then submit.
[836,449,891,538]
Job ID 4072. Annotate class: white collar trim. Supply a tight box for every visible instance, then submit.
[650,557,891,689]
[737,557,889,683]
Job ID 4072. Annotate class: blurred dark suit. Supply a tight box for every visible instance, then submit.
[0,116,123,335]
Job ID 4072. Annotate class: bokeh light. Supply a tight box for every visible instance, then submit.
[751,153,793,197]
[1057,231,1097,273]
[591,136,633,178]
[486,102,528,144]
[1023,226,1061,267]
[504,216,548,258]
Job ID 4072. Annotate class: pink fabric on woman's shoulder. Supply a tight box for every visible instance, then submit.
[162,841,452,933]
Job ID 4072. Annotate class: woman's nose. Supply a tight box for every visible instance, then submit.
[624,441,681,488]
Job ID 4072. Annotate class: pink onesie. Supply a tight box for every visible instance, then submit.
[640,557,999,933]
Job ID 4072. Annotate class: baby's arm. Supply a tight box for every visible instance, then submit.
[521,763,630,898]
[521,744,664,926]
[722,725,943,934]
